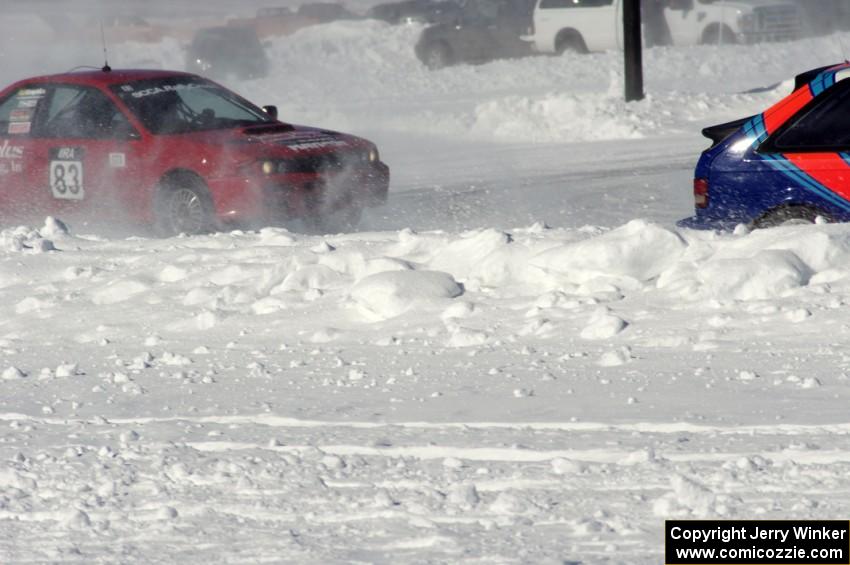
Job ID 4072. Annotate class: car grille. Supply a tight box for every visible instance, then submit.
[263,179,325,220]
[753,5,801,39]
[287,149,372,174]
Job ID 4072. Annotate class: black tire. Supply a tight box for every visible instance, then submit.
[752,205,827,229]
[701,25,737,45]
[555,30,587,55]
[154,174,216,237]
[305,206,363,235]
[422,42,452,69]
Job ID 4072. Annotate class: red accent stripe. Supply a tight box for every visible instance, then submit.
[763,87,813,134]
[785,152,850,201]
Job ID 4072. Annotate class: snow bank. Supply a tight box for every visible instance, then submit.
[350,270,463,320]
[531,220,687,285]
[1,218,849,350]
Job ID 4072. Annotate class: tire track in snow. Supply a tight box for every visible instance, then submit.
[6,411,850,436]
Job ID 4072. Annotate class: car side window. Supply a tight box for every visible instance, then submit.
[177,85,268,124]
[0,85,48,137]
[39,85,135,140]
[772,82,850,151]
[539,0,613,9]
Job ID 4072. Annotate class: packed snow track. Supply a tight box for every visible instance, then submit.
[3,15,850,565]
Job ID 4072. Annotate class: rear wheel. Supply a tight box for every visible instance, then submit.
[154,175,216,237]
[701,24,737,45]
[422,42,452,69]
[752,205,827,229]
[554,31,587,55]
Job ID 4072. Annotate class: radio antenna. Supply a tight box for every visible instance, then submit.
[100,20,111,72]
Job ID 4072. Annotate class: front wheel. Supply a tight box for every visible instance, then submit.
[154,177,216,237]
[305,206,363,235]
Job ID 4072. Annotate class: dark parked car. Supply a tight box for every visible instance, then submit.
[414,0,534,69]
[369,0,461,25]
[186,27,270,81]
[297,3,359,23]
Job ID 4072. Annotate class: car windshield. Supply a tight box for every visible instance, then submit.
[111,77,273,135]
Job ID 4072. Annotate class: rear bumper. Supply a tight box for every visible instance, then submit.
[209,162,390,224]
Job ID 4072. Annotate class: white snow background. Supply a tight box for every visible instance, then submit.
[2,12,850,564]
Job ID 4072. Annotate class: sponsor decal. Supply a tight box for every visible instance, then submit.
[7,122,30,135]
[253,131,350,152]
[287,140,349,152]
[120,85,135,92]
[16,88,45,98]
[108,152,126,168]
[9,109,33,122]
[0,141,24,160]
[55,147,81,160]
[130,83,204,98]
[0,161,22,175]
[16,98,39,109]
[50,147,84,200]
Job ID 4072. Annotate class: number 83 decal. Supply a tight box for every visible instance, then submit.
[50,160,84,200]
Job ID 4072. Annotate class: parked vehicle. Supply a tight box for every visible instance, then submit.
[186,26,270,81]
[415,0,534,69]
[679,63,850,230]
[0,69,389,235]
[524,0,802,55]
[369,0,462,25]
[227,7,320,38]
[296,3,360,23]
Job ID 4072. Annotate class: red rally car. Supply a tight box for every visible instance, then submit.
[0,68,389,234]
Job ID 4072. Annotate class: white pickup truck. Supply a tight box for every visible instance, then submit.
[525,0,802,55]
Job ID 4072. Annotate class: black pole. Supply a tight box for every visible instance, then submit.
[623,0,644,102]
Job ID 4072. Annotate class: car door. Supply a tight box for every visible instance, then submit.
[486,0,533,58]
[31,83,145,222]
[453,0,495,62]
[0,83,49,220]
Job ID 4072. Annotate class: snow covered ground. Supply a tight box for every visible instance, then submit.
[3,17,850,564]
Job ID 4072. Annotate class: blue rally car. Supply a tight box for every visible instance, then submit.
[679,62,850,230]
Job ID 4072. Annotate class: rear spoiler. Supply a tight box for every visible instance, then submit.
[794,64,835,91]
[701,116,752,149]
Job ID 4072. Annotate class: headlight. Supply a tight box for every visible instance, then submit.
[260,160,288,175]
[368,146,380,163]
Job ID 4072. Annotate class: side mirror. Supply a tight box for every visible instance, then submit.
[262,105,278,120]
[115,121,141,141]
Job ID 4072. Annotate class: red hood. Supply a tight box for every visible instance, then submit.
[176,123,367,158]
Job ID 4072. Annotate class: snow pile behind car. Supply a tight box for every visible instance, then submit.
[106,20,850,145]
